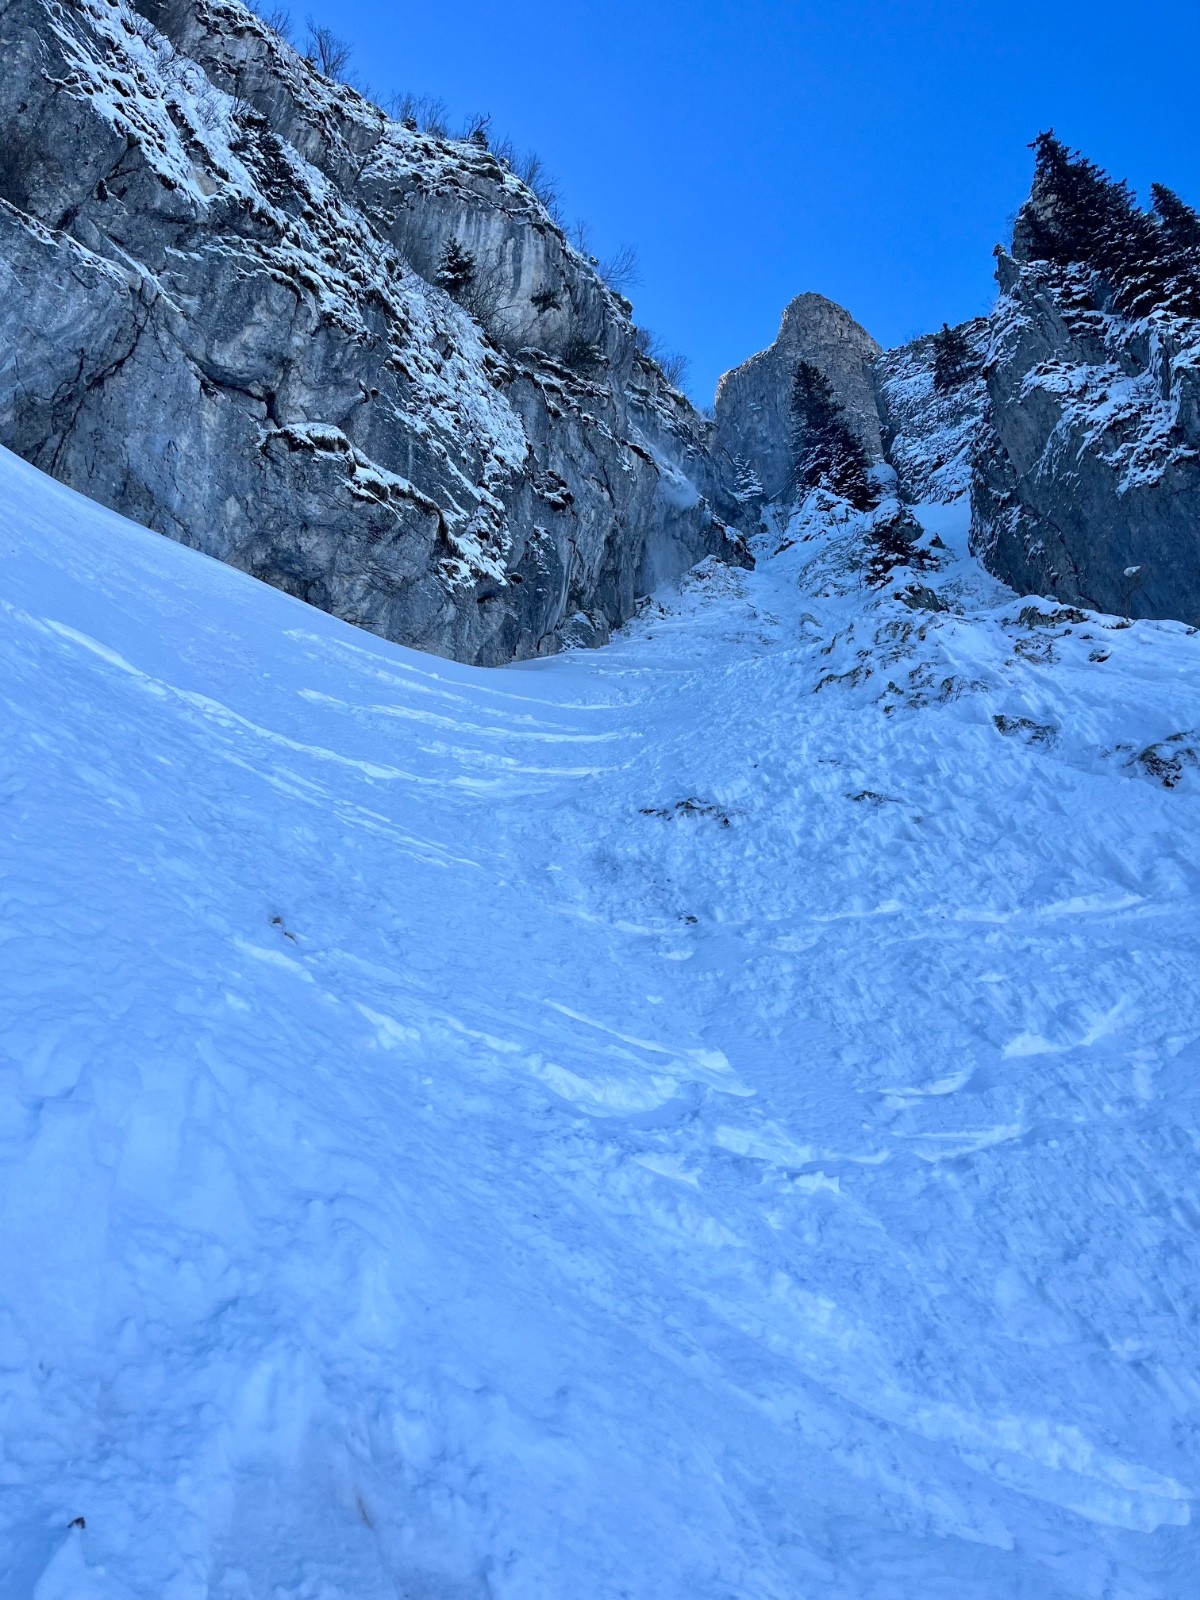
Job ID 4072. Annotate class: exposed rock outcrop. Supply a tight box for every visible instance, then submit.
[873,320,988,504]
[0,0,747,665]
[971,157,1200,625]
[713,292,883,503]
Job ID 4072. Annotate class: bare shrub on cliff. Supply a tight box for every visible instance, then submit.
[387,92,451,138]
[304,20,352,79]
[247,0,293,40]
[598,245,640,295]
[633,327,689,390]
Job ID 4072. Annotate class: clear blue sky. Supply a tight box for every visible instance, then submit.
[309,0,1200,403]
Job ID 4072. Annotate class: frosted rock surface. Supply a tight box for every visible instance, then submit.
[713,292,884,502]
[0,0,747,664]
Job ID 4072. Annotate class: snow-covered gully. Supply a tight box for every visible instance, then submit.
[2,445,1199,1597]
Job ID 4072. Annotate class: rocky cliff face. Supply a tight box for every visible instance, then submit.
[873,320,988,504]
[724,238,1199,636]
[711,292,990,518]
[971,167,1200,625]
[0,0,747,665]
[712,292,883,503]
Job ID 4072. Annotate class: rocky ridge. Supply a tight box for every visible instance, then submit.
[712,292,884,504]
[715,161,1199,632]
[3,7,1196,651]
[0,0,747,665]
[711,292,992,522]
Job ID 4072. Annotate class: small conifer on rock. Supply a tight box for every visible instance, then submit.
[435,239,475,297]
[731,455,764,504]
[931,323,973,392]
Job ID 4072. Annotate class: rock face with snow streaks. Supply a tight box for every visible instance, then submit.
[873,319,988,505]
[971,250,1200,625]
[0,0,747,664]
[713,292,884,503]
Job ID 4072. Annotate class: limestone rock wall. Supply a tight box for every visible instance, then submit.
[0,0,747,665]
[971,249,1200,624]
[712,292,883,503]
[872,320,988,504]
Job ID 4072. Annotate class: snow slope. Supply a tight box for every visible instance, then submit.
[2,445,1200,1598]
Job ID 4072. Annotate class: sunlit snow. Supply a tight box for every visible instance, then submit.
[2,447,1198,1598]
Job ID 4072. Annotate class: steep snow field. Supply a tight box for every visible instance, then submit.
[3,446,1200,1599]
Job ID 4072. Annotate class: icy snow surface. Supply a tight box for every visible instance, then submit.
[2,447,1200,1598]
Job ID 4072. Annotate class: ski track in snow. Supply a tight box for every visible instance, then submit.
[1,447,1199,1598]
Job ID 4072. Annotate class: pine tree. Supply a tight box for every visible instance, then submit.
[790,361,873,509]
[1149,185,1200,317]
[731,455,764,504]
[1151,185,1200,251]
[1016,133,1200,320]
[435,239,475,296]
[1017,131,1139,273]
[931,323,973,392]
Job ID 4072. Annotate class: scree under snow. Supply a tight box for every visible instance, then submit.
[2,446,1200,1599]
